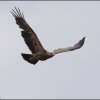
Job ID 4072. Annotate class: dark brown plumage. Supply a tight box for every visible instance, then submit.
[11,7,85,65]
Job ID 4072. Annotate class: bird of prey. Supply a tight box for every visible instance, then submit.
[11,7,85,65]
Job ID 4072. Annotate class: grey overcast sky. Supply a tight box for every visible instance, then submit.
[0,1,100,99]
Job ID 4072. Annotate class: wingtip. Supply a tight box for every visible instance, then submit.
[10,7,24,18]
[82,37,86,43]
[82,37,86,41]
[80,36,86,47]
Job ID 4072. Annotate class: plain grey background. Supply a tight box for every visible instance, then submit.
[0,1,100,99]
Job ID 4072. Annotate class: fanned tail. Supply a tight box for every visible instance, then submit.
[21,53,38,65]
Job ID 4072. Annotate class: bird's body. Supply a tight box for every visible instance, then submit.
[21,50,54,64]
[11,7,85,65]
[22,54,48,64]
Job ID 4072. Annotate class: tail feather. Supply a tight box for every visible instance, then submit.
[21,53,38,65]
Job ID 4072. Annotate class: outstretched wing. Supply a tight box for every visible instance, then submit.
[53,37,85,54]
[11,7,45,53]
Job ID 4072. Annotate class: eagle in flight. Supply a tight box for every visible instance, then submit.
[11,7,85,65]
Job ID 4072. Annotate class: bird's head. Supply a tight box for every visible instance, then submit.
[47,51,55,58]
